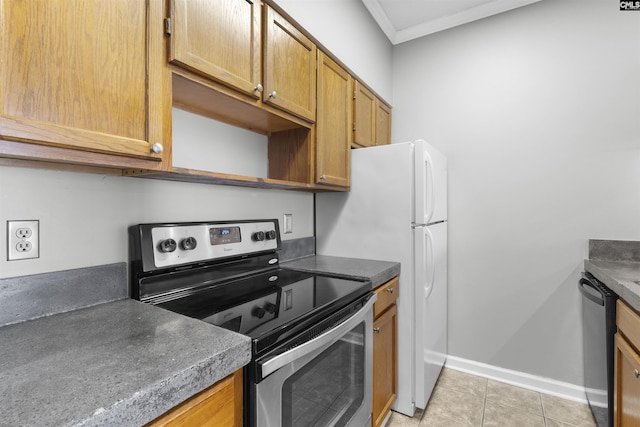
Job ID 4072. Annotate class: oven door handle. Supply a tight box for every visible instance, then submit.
[259,294,377,379]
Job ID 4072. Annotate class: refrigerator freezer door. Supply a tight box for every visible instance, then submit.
[414,140,447,225]
[414,221,448,409]
[316,142,417,416]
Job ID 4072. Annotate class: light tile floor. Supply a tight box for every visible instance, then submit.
[387,368,598,427]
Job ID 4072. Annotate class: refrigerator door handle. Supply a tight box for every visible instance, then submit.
[424,150,435,225]
[424,227,435,300]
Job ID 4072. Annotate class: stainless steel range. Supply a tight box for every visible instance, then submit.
[129,219,376,427]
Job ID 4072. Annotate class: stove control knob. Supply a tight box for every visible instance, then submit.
[265,230,277,240]
[252,231,265,242]
[180,237,198,251]
[158,238,177,253]
[264,302,277,314]
[252,306,266,319]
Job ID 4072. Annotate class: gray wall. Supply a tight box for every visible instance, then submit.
[0,166,314,279]
[392,0,640,386]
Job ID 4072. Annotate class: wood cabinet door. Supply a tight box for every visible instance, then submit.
[0,0,163,162]
[353,80,376,148]
[376,101,392,146]
[146,370,243,427]
[316,52,351,187]
[169,0,262,99]
[263,5,316,122]
[373,303,397,427]
[614,333,640,427]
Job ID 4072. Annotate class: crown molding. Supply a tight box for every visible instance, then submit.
[363,0,543,45]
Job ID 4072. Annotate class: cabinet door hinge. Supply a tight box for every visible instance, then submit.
[353,123,356,131]
[353,90,357,100]
[164,17,172,36]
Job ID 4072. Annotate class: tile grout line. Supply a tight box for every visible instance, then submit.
[480,378,488,426]
[540,391,547,427]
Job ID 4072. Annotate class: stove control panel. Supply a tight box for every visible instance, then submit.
[147,220,280,269]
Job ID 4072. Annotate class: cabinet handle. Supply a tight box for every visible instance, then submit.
[373,327,381,333]
[269,91,278,99]
[635,369,640,378]
[254,83,263,93]
[385,288,395,293]
[151,143,163,154]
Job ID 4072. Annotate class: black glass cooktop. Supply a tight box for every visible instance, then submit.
[157,268,370,354]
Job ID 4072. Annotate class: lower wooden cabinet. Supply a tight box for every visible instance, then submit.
[372,277,398,427]
[615,300,640,427]
[146,370,243,427]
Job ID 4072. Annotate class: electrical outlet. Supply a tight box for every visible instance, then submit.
[7,220,39,261]
[283,214,293,234]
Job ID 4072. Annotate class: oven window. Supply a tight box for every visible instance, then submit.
[281,323,365,427]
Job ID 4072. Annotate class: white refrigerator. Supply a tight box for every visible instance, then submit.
[315,140,447,416]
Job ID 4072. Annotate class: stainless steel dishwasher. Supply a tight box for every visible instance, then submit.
[579,272,618,427]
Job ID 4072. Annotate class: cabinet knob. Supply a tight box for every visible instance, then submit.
[386,288,395,293]
[635,369,640,378]
[254,83,263,93]
[373,327,381,333]
[320,174,327,181]
[151,143,163,154]
[269,91,278,99]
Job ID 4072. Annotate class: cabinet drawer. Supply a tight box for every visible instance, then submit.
[617,300,640,350]
[374,277,399,318]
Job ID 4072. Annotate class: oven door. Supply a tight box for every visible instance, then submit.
[253,293,376,427]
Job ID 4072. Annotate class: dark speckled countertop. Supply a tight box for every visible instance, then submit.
[281,255,401,288]
[585,239,640,312]
[0,282,250,427]
[0,299,250,427]
[585,259,640,311]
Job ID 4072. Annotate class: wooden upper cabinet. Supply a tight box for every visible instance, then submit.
[0,0,164,162]
[353,81,376,148]
[353,80,392,148]
[376,102,392,146]
[263,5,317,122]
[169,0,262,99]
[316,52,351,188]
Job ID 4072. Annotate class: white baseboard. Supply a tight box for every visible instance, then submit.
[444,355,589,404]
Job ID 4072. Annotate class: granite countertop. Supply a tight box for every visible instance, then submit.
[0,299,251,427]
[584,259,640,311]
[281,255,401,288]
[584,239,640,312]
